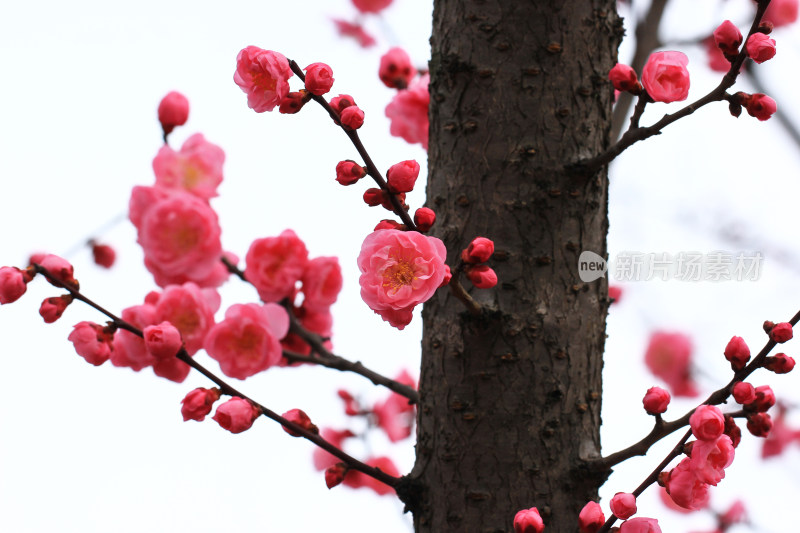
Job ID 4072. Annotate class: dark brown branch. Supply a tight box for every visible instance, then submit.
[574,0,772,176]
[221,256,419,403]
[595,306,800,471]
[32,264,401,489]
[287,59,418,231]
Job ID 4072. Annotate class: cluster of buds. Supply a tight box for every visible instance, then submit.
[460,237,497,289]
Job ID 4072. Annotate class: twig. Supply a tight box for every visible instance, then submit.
[32,264,401,489]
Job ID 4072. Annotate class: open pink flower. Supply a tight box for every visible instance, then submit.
[111,303,158,371]
[385,74,429,149]
[245,230,309,303]
[641,51,690,103]
[68,321,113,366]
[644,331,698,397]
[153,283,219,355]
[664,458,710,510]
[301,256,343,312]
[130,186,223,288]
[234,46,292,113]
[764,0,799,27]
[0,266,30,304]
[689,434,735,485]
[205,303,289,379]
[619,518,661,533]
[357,229,447,330]
[152,133,225,199]
[373,370,417,442]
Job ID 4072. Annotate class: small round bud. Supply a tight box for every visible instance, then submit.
[39,295,72,323]
[713,20,743,55]
[465,265,498,289]
[325,464,347,489]
[608,63,639,92]
[158,91,190,136]
[143,321,183,359]
[764,353,795,374]
[279,91,308,114]
[769,322,793,343]
[282,408,318,437]
[340,106,365,130]
[747,385,775,413]
[746,33,777,64]
[513,507,544,533]
[746,412,772,437]
[462,237,495,264]
[181,387,221,422]
[91,242,116,268]
[689,404,725,441]
[732,381,756,404]
[335,160,367,185]
[578,501,605,533]
[642,386,670,415]
[212,397,260,434]
[379,47,416,89]
[724,336,750,371]
[304,62,335,96]
[414,207,436,232]
[386,160,420,193]
[610,493,637,520]
[0,266,30,304]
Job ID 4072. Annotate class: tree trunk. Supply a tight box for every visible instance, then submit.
[406,1,622,530]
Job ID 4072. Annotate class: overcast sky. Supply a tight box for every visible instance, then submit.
[1,1,799,532]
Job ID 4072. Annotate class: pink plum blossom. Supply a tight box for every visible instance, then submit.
[152,133,225,199]
[385,74,429,149]
[386,159,420,193]
[373,370,417,442]
[513,507,545,533]
[304,63,334,96]
[68,321,113,366]
[746,33,777,64]
[610,492,637,520]
[213,397,260,433]
[713,21,742,55]
[181,387,220,421]
[642,386,670,414]
[0,266,30,304]
[342,456,399,495]
[301,256,343,312]
[245,230,309,303]
[619,518,661,533]
[281,408,316,437]
[664,458,710,510]
[143,321,183,359]
[641,51,690,103]
[340,105,365,130]
[379,47,416,89]
[204,303,289,379]
[111,303,159,372]
[644,331,698,397]
[153,283,219,355]
[689,435,735,485]
[157,91,189,136]
[129,186,223,288]
[414,208,436,232]
[357,229,447,330]
[764,0,799,27]
[690,405,725,441]
[233,46,293,113]
[608,63,639,92]
[39,295,71,323]
[578,501,604,533]
[352,0,392,14]
[723,335,750,370]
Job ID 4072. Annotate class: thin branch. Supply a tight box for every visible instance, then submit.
[32,264,401,489]
[220,256,420,403]
[287,59,417,231]
[594,306,800,471]
[575,1,771,176]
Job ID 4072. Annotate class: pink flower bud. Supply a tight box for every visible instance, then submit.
[578,501,604,533]
[143,321,183,359]
[689,405,725,441]
[746,412,772,437]
[713,20,743,55]
[282,408,317,437]
[325,463,347,488]
[642,386,671,415]
[439,264,452,288]
[0,266,30,304]
[90,242,116,269]
[608,63,639,92]
[724,336,750,371]
[641,51,690,103]
[764,352,795,374]
[157,91,190,136]
[414,207,436,232]
[363,188,386,207]
[741,93,777,121]
[379,47,416,89]
[619,517,662,533]
[212,397,260,434]
[374,219,404,231]
[304,62,335,96]
[724,415,742,447]
[330,94,356,113]
[748,385,775,413]
[746,33,777,64]
[465,265,498,289]
[513,507,545,533]
[462,237,495,264]
[340,106,365,130]
[39,254,78,289]
[39,295,72,324]
[610,492,637,520]
[386,160,420,193]
[68,321,113,366]
[732,381,756,404]
[279,91,308,114]
[181,387,221,421]
[336,160,367,185]
[768,322,793,343]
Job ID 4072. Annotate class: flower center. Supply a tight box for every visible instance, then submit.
[383,260,416,291]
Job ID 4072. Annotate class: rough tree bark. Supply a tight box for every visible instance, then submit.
[404,1,623,530]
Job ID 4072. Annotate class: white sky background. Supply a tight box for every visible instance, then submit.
[0,0,799,532]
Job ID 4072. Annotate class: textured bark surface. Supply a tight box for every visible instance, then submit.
[407,1,622,531]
